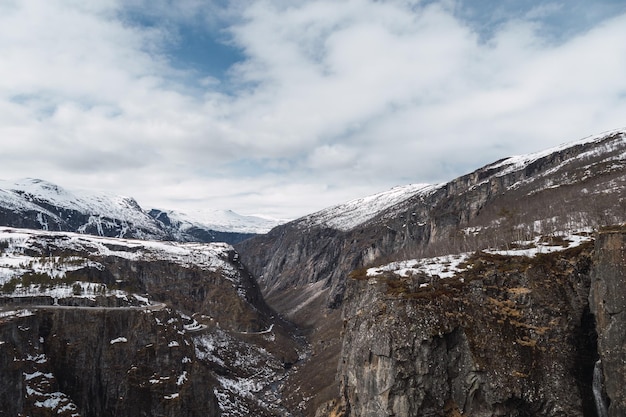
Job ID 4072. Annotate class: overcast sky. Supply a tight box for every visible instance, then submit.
[1,0,625,219]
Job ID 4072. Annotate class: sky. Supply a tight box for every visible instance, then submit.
[1,0,626,220]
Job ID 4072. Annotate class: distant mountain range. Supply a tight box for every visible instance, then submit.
[0,178,284,244]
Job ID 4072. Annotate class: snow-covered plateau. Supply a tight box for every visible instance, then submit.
[0,226,242,297]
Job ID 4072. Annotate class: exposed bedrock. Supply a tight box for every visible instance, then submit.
[336,243,603,417]
[0,307,219,417]
[590,228,626,417]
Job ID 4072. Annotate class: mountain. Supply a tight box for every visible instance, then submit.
[0,178,279,244]
[1,128,626,416]
[0,227,304,416]
[148,208,284,244]
[235,128,626,416]
[237,128,626,308]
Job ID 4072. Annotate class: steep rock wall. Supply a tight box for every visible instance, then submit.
[590,228,626,417]
[237,132,626,313]
[337,244,596,417]
[0,307,219,417]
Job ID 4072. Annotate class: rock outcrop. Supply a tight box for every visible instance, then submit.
[590,227,626,417]
[234,130,626,416]
[0,306,219,417]
[337,243,597,417]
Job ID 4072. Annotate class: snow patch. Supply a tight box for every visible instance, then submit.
[302,183,439,231]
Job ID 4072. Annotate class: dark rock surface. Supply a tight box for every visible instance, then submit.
[0,306,219,417]
[235,131,626,415]
[0,232,304,416]
[337,244,597,417]
[237,131,626,311]
[590,228,626,417]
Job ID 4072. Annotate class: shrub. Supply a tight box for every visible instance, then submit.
[72,282,83,295]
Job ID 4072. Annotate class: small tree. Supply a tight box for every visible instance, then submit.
[72,282,83,296]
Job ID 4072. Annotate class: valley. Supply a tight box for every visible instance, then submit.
[1,129,625,416]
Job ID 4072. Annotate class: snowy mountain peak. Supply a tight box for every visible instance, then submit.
[150,208,285,234]
[0,179,281,242]
[485,128,626,176]
[301,183,439,232]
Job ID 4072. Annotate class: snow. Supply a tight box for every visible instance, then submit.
[156,208,286,234]
[110,337,128,345]
[367,253,470,279]
[0,177,283,239]
[20,352,81,416]
[485,128,626,178]
[177,371,188,386]
[367,233,594,283]
[485,234,592,257]
[302,183,440,231]
[193,327,296,417]
[0,226,243,289]
[0,178,165,238]
[24,371,53,381]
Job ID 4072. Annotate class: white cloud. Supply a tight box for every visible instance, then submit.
[0,0,625,219]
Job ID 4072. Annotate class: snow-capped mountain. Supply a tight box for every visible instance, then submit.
[0,178,168,239]
[237,127,626,309]
[149,208,284,235]
[301,183,439,232]
[299,128,626,233]
[0,178,282,243]
[235,128,626,416]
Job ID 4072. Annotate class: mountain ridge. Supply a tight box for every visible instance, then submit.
[1,128,625,416]
[234,128,626,415]
[0,178,281,243]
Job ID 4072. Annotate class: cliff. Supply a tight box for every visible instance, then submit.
[237,130,626,313]
[0,306,219,417]
[336,240,597,417]
[0,229,304,416]
[590,227,626,417]
[235,130,626,414]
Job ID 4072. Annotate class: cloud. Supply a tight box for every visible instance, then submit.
[0,0,625,218]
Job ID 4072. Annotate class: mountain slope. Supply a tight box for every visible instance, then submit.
[237,128,626,309]
[0,178,280,244]
[235,128,626,415]
[148,208,283,244]
[0,178,166,239]
[0,226,304,416]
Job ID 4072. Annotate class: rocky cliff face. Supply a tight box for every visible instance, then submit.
[237,130,626,312]
[337,241,598,417]
[0,229,305,416]
[590,228,626,417]
[0,306,219,417]
[234,130,626,416]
